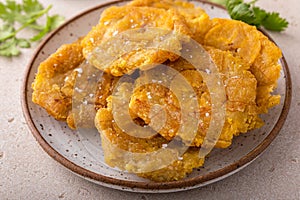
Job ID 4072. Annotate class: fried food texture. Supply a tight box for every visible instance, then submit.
[95,95,205,182]
[81,5,192,76]
[204,18,262,66]
[251,33,281,113]
[31,39,84,129]
[204,18,281,114]
[128,0,212,43]
[32,39,117,129]
[32,0,283,182]
[128,48,263,148]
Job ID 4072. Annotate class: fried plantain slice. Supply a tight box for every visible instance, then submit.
[204,18,261,66]
[128,0,212,44]
[95,95,204,182]
[129,83,181,140]
[204,19,281,114]
[137,147,204,182]
[128,47,263,148]
[251,33,282,113]
[32,39,118,129]
[32,39,85,129]
[81,5,192,76]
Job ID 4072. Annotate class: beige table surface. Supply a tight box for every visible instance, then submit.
[0,0,299,199]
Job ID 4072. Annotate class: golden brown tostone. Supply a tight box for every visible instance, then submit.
[32,39,84,129]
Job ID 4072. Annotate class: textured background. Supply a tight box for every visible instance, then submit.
[0,0,299,199]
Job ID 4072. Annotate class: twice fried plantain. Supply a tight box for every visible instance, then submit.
[32,39,84,129]
[204,18,261,66]
[128,0,212,43]
[81,5,192,76]
[128,48,263,148]
[95,95,204,182]
[32,39,118,129]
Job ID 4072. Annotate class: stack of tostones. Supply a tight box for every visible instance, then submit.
[32,0,282,182]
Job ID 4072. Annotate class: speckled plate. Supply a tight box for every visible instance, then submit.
[21,0,291,193]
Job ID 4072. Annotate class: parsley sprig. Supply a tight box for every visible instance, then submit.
[210,0,288,31]
[0,0,65,57]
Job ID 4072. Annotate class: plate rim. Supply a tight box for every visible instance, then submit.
[21,0,292,192]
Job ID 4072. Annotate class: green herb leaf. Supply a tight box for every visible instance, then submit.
[23,0,44,15]
[17,38,31,48]
[252,6,268,26]
[261,12,289,31]
[48,15,65,31]
[0,0,65,57]
[0,38,15,50]
[0,24,15,41]
[0,38,20,56]
[224,0,288,31]
[209,0,227,6]
[30,26,49,42]
[30,14,65,42]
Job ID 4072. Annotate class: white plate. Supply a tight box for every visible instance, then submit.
[22,0,291,193]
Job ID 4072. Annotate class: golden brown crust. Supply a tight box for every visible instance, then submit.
[204,18,261,66]
[32,40,118,129]
[128,48,262,148]
[32,0,283,182]
[81,6,192,76]
[95,96,205,182]
[32,39,84,127]
[128,0,212,43]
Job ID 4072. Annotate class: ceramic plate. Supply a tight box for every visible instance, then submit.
[22,0,292,193]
